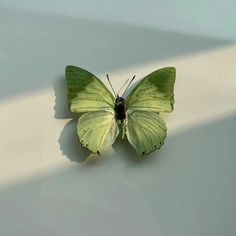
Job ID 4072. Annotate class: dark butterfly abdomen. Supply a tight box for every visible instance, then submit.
[114,97,126,122]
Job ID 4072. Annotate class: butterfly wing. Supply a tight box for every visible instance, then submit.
[125,67,176,155]
[126,67,176,113]
[66,65,115,113]
[77,111,119,154]
[126,111,167,155]
[66,65,118,154]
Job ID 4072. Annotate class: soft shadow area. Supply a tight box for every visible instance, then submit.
[0,114,235,236]
[0,7,233,100]
[113,136,161,165]
[53,75,72,119]
[58,119,90,163]
[53,75,91,162]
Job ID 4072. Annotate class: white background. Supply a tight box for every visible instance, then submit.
[0,1,236,236]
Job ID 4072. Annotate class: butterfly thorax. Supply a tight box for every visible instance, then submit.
[114,97,126,122]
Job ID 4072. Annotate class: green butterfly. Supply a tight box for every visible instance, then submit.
[65,65,176,156]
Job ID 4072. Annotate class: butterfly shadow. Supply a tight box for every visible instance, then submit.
[53,75,91,163]
[112,136,159,166]
[53,75,72,120]
[58,119,92,163]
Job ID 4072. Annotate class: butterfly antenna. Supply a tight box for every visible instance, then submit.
[117,78,130,95]
[106,74,116,97]
[122,75,135,97]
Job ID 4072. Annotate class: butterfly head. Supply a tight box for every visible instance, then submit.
[115,96,125,104]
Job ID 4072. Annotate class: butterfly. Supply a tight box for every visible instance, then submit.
[65,65,176,156]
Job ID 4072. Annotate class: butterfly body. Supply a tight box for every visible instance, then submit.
[65,65,176,156]
[114,96,126,123]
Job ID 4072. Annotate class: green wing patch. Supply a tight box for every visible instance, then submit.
[126,67,176,113]
[66,65,115,113]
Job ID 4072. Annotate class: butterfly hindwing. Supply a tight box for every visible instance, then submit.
[66,65,115,113]
[77,111,119,155]
[126,111,167,155]
[126,67,176,113]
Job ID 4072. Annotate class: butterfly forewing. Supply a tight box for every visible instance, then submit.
[66,65,115,113]
[126,67,176,113]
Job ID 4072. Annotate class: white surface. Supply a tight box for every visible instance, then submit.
[0,2,236,236]
[1,0,236,40]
